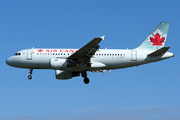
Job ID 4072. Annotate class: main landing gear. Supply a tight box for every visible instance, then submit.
[81,71,90,84]
[28,68,33,80]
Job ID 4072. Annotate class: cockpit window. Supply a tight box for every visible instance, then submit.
[14,53,21,56]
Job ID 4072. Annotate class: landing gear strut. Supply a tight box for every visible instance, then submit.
[28,68,33,80]
[81,71,90,84]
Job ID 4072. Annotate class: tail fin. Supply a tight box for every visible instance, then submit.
[136,21,170,51]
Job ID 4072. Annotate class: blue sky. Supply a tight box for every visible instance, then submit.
[1,0,180,120]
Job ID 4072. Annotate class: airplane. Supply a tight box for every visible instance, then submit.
[6,21,174,84]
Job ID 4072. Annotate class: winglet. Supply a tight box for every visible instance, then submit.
[100,35,105,40]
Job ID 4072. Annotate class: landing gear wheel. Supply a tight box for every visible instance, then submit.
[81,71,90,84]
[28,68,33,80]
[83,77,90,84]
[28,75,32,80]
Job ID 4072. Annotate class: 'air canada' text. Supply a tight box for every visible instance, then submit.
[37,49,78,53]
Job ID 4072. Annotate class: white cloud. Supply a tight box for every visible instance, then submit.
[2,106,180,120]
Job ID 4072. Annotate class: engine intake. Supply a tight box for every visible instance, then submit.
[50,58,67,70]
[50,58,77,70]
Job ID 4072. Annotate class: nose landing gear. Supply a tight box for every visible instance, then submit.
[28,68,33,80]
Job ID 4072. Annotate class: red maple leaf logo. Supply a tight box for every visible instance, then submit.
[150,33,165,46]
[37,49,43,52]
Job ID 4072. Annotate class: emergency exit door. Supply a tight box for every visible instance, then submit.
[131,50,137,61]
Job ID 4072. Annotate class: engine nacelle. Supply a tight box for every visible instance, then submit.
[90,61,106,68]
[56,70,80,80]
[50,58,78,70]
[50,58,67,70]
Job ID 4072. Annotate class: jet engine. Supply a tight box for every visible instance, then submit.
[50,58,77,70]
[50,58,67,70]
[56,70,80,80]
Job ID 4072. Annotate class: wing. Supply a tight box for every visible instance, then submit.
[68,35,105,66]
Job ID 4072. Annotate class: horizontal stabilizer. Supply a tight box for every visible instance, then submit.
[148,47,170,57]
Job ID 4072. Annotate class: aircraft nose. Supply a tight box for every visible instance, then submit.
[6,57,14,66]
[6,58,11,65]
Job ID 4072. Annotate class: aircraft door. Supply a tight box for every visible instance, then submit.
[131,50,137,61]
[26,49,33,60]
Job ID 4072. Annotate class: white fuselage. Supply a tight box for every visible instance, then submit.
[5,22,174,83]
[6,48,174,71]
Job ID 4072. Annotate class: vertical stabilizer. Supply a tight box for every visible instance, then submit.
[136,21,170,51]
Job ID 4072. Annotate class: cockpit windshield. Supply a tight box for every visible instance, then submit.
[14,53,21,56]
